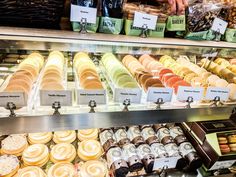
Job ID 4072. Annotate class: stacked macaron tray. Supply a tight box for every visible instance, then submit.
[0,53,45,112]
[39,51,66,91]
[101,53,142,103]
[217,133,236,155]
[73,52,107,105]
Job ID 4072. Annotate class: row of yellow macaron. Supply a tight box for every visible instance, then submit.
[0,129,108,177]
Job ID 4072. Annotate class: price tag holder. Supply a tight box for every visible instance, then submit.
[77,89,107,105]
[202,52,218,58]
[205,87,230,101]
[114,88,142,103]
[153,156,180,170]
[177,86,203,101]
[0,92,27,107]
[133,11,158,30]
[211,17,228,35]
[40,90,72,106]
[147,87,173,102]
[209,160,236,171]
[70,4,97,24]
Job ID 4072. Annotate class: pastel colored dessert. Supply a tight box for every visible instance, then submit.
[74,52,103,90]
[102,53,138,88]
[229,144,236,152]
[4,53,44,97]
[28,132,52,144]
[22,144,49,167]
[77,140,103,161]
[53,131,76,144]
[40,51,64,90]
[218,137,228,144]
[50,143,76,163]
[143,77,163,91]
[165,76,182,87]
[0,155,19,177]
[158,68,173,81]
[80,160,107,177]
[47,162,76,177]
[1,134,28,156]
[228,135,236,144]
[227,83,236,100]
[16,166,47,177]
[162,73,177,83]
[220,144,230,154]
[77,129,99,141]
[214,79,228,87]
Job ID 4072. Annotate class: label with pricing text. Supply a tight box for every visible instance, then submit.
[209,160,236,171]
[114,88,142,103]
[133,11,158,30]
[205,87,229,101]
[40,90,72,106]
[70,4,97,24]
[0,92,27,107]
[147,87,173,102]
[77,89,106,105]
[211,18,228,35]
[153,156,180,170]
[177,86,203,101]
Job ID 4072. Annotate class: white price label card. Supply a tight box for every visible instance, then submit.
[70,4,97,24]
[211,17,228,35]
[133,11,158,30]
[0,92,27,107]
[153,156,180,170]
[77,89,107,105]
[205,87,229,101]
[114,88,142,103]
[209,160,236,171]
[147,87,173,102]
[202,52,218,58]
[40,90,72,106]
[177,86,203,101]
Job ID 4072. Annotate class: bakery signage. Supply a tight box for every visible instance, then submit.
[209,160,236,171]
[153,156,180,170]
[177,86,204,101]
[40,90,72,106]
[70,4,97,24]
[205,87,230,101]
[77,89,107,105]
[114,88,142,103]
[0,92,26,107]
[133,11,158,30]
[146,87,173,102]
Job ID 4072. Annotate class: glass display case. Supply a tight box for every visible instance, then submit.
[1,27,236,177]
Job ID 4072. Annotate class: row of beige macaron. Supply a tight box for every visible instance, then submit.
[0,129,109,177]
[0,51,105,105]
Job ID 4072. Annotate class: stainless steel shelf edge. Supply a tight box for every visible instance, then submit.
[0,107,233,135]
[0,27,235,49]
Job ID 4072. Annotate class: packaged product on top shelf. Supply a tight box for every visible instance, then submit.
[99,0,124,34]
[185,1,230,41]
[123,3,168,37]
[71,0,99,33]
[225,1,236,42]
[73,52,107,105]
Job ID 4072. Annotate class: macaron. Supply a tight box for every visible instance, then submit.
[220,144,230,154]
[228,135,236,144]
[229,144,236,152]
[165,76,182,87]
[218,137,228,144]
[158,68,173,80]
